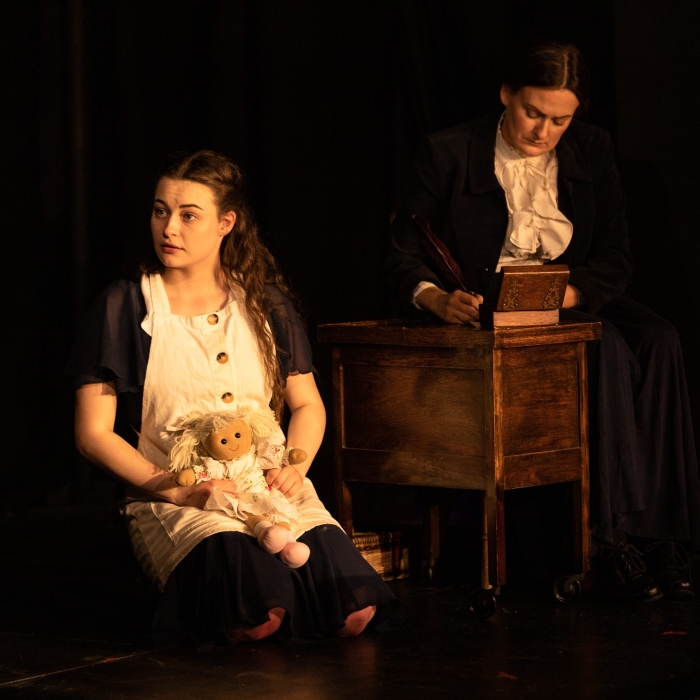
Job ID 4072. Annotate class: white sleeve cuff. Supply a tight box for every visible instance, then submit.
[412,281,439,309]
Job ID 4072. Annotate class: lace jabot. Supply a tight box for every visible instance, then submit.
[494,120,573,269]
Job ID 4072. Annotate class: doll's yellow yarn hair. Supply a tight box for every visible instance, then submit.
[167,406,280,474]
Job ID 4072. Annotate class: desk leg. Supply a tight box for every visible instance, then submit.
[422,503,440,583]
[469,492,498,619]
[420,489,453,583]
[487,486,506,587]
[480,492,491,591]
[572,480,591,573]
[575,340,592,574]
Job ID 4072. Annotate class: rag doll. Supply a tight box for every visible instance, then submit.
[167,406,310,568]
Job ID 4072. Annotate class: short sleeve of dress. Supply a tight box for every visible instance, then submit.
[66,279,151,393]
[265,284,315,381]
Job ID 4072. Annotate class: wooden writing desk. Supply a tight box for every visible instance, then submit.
[317,319,602,587]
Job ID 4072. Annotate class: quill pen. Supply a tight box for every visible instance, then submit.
[412,214,470,293]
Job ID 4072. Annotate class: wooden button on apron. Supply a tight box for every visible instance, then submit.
[216,352,229,364]
[221,392,234,403]
[207,314,219,325]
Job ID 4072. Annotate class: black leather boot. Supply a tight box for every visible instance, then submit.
[596,543,663,602]
[644,541,695,601]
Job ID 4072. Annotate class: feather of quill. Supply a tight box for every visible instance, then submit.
[412,214,469,292]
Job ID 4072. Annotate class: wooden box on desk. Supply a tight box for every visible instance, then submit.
[479,264,570,328]
[317,319,602,587]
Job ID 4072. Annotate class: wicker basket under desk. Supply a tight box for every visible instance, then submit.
[351,531,410,581]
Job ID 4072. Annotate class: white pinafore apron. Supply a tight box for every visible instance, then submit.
[122,274,339,590]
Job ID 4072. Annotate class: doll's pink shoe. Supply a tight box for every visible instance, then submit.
[278,541,310,568]
[253,521,289,554]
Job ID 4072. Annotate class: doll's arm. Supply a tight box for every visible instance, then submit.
[257,441,308,471]
[176,457,235,487]
[286,448,308,465]
[175,469,197,487]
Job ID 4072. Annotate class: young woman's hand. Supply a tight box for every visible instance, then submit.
[171,479,239,509]
[266,466,304,498]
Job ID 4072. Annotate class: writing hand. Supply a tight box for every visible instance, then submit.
[416,287,484,324]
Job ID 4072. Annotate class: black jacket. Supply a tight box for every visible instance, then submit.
[386,113,633,315]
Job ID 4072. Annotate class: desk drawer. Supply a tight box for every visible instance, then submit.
[340,363,486,457]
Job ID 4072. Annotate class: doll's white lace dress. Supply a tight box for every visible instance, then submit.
[199,439,299,525]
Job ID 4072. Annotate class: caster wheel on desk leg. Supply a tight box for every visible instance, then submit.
[469,589,497,619]
[553,575,582,603]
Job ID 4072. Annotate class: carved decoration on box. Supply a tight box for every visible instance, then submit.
[502,279,521,311]
[543,278,561,310]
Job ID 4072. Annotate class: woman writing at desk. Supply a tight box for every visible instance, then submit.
[386,40,699,602]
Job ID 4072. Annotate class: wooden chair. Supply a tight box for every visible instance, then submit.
[318,319,602,615]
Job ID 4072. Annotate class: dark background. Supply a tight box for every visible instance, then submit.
[2,0,698,524]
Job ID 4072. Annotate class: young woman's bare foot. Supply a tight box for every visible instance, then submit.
[336,605,376,637]
[233,607,285,642]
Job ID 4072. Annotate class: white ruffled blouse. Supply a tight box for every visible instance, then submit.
[494,119,573,271]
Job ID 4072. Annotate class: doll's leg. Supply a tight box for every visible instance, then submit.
[245,515,290,554]
[233,607,286,643]
[244,515,310,567]
[336,606,377,637]
[278,538,310,568]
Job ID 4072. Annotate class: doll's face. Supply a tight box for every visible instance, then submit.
[205,420,252,461]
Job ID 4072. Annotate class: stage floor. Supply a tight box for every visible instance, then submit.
[1,505,699,699]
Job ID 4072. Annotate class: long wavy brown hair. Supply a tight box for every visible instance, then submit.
[142,150,296,420]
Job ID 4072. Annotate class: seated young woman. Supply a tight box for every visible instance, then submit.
[69,150,397,644]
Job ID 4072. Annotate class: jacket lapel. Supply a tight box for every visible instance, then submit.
[467,113,502,194]
[556,125,592,226]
